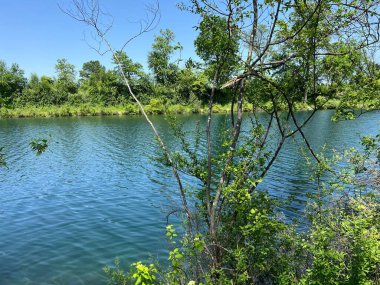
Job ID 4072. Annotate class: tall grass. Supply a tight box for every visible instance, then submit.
[0,99,343,119]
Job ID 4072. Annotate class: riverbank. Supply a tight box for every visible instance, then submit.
[0,103,226,118]
[0,99,340,119]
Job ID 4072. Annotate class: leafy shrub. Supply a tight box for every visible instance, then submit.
[104,132,380,285]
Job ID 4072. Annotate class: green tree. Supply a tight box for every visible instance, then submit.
[172,0,380,282]
[20,74,55,106]
[195,15,239,78]
[78,60,106,104]
[193,14,240,106]
[332,53,380,119]
[113,51,152,102]
[0,60,26,105]
[147,29,180,85]
[54,58,78,104]
[79,67,122,105]
[175,60,208,104]
[79,60,105,82]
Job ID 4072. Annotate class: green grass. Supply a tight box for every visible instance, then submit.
[0,103,232,119]
[0,104,133,118]
[0,98,349,119]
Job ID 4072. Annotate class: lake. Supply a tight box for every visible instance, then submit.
[0,110,379,284]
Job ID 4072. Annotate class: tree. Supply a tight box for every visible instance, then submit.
[78,61,124,105]
[334,56,380,120]
[176,0,380,279]
[20,74,55,106]
[79,60,105,82]
[55,58,76,83]
[112,51,152,102]
[54,58,78,104]
[175,60,208,103]
[147,28,180,85]
[113,51,143,82]
[0,60,26,105]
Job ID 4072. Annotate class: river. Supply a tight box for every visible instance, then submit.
[0,110,379,284]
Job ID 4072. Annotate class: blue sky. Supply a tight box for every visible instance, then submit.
[0,0,200,77]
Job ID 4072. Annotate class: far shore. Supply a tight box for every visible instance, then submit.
[0,99,344,119]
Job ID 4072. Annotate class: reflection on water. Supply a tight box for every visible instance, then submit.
[0,111,379,284]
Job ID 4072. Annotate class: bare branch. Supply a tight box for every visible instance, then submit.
[62,0,193,231]
[254,72,321,163]
[120,1,161,52]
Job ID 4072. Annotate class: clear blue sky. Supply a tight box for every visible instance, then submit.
[0,0,200,77]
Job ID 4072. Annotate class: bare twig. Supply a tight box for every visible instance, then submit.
[62,0,193,231]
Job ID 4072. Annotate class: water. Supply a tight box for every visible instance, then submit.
[0,110,379,284]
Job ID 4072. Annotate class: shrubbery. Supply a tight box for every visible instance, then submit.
[104,133,380,285]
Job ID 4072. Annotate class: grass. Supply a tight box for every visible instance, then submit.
[0,104,132,118]
[0,103,225,119]
[0,98,345,119]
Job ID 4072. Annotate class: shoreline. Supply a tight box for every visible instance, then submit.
[0,100,339,119]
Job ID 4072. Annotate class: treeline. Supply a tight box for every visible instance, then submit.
[0,29,214,112]
[1,28,379,115]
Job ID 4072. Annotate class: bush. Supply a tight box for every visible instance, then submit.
[145,98,166,114]
[104,132,380,285]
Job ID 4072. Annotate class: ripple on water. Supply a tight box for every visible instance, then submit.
[0,112,379,284]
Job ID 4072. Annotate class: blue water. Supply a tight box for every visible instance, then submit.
[0,111,379,284]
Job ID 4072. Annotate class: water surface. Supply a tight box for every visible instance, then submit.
[0,111,379,284]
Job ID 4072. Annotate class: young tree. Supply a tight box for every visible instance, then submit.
[176,0,380,278]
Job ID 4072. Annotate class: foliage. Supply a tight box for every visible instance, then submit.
[54,58,78,104]
[104,130,380,284]
[30,138,49,156]
[0,38,378,111]
[0,60,26,105]
[100,0,380,284]
[194,14,239,83]
[19,74,55,106]
[304,196,380,285]
[79,60,105,81]
[104,257,158,285]
[148,29,180,85]
[333,59,380,121]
